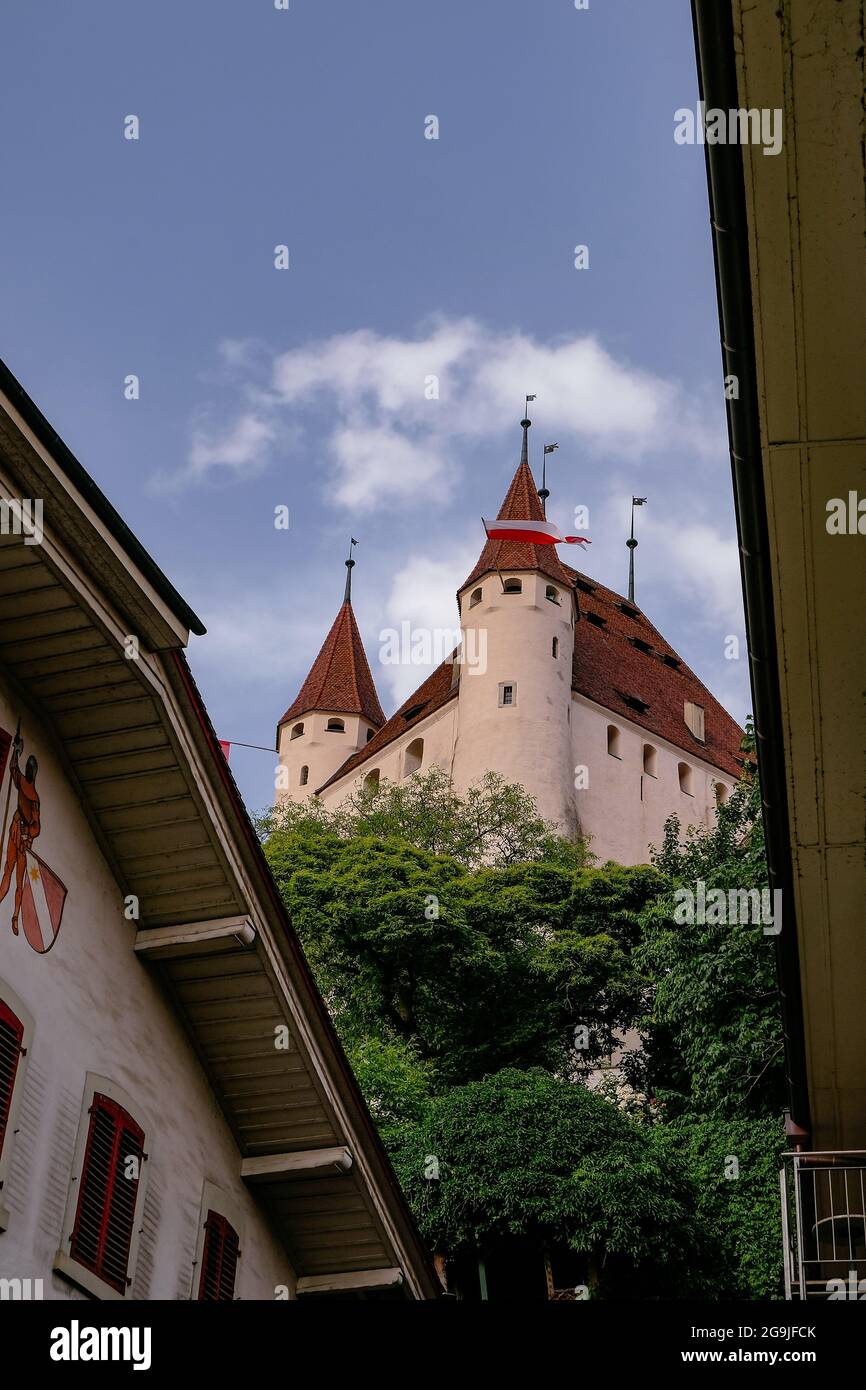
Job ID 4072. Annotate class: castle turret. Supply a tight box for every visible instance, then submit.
[451,417,578,835]
[276,549,385,804]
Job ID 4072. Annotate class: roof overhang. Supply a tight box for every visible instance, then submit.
[693,0,866,1147]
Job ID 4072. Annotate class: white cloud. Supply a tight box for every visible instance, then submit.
[168,317,723,499]
[330,422,455,511]
[372,535,478,706]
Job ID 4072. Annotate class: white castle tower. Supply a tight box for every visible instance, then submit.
[276,544,385,805]
[451,416,579,836]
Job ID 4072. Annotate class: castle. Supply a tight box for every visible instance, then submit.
[277,419,745,865]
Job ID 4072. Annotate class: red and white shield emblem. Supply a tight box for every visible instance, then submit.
[20,849,67,954]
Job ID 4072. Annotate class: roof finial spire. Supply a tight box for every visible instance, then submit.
[627,498,647,604]
[344,536,358,604]
[520,394,536,467]
[540,442,558,517]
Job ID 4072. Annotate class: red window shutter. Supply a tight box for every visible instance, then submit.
[0,1000,24,1163]
[198,1210,240,1300]
[69,1093,145,1294]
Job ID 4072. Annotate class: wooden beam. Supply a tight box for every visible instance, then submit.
[134,915,256,960]
[241,1147,353,1181]
[296,1268,403,1296]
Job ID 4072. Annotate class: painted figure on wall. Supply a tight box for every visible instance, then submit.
[0,721,66,952]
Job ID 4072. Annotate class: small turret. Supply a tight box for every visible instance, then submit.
[276,544,385,804]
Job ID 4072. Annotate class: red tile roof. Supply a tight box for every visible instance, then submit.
[279,601,386,728]
[462,443,573,591]
[562,562,746,779]
[316,654,459,793]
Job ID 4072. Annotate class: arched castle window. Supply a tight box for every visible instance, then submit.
[607,725,621,758]
[290,722,304,740]
[545,585,560,604]
[503,578,522,594]
[552,637,559,658]
[300,766,309,786]
[404,739,424,777]
[363,769,380,793]
[326,718,345,733]
[642,744,657,777]
[469,587,483,607]
[714,781,728,805]
[678,762,693,795]
[366,727,375,742]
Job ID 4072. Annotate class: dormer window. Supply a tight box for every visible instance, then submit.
[290,722,304,740]
[684,702,705,742]
[630,637,652,655]
[586,611,606,628]
[503,578,522,594]
[618,603,639,619]
[326,718,345,733]
[469,587,483,608]
[545,585,560,604]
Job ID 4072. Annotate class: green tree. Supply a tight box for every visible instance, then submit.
[631,748,785,1119]
[258,766,589,869]
[262,822,659,1086]
[384,1068,713,1296]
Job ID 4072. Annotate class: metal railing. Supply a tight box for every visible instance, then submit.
[781,1151,866,1299]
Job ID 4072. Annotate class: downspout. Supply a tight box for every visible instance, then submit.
[690,0,810,1135]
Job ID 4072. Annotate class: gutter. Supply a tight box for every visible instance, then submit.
[690,1,811,1134]
[0,355,206,637]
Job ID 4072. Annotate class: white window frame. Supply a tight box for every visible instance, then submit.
[190,1179,246,1301]
[54,1073,151,1301]
[0,980,34,1232]
[498,682,517,707]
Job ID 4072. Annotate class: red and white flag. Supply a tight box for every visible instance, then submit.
[482,518,591,547]
[20,849,67,955]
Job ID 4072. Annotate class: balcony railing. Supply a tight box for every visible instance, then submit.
[781,1150,866,1299]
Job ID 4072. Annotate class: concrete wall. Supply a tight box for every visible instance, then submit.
[0,676,295,1300]
[571,692,735,865]
[319,698,459,805]
[278,709,377,805]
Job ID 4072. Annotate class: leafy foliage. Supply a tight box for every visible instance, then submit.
[258,766,590,869]
[631,747,785,1119]
[263,818,660,1084]
[259,745,787,1297]
[650,1116,786,1299]
[384,1068,712,1294]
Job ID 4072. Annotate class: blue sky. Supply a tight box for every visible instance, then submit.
[1,0,748,816]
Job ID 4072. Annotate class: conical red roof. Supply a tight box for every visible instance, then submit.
[461,430,572,591]
[279,601,385,727]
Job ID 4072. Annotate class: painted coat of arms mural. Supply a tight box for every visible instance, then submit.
[0,721,67,953]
